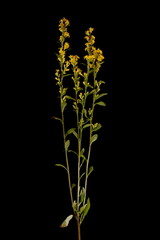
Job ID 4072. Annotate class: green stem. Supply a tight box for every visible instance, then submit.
[75,89,81,210]
[60,59,73,207]
[61,111,74,206]
[83,70,97,204]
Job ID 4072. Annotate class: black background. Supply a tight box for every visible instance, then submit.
[4,2,157,240]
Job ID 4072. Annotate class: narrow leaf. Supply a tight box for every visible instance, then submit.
[80,148,85,155]
[95,101,106,107]
[66,128,76,137]
[60,215,73,228]
[90,134,98,144]
[96,93,108,100]
[79,187,85,204]
[83,123,91,129]
[68,150,78,156]
[80,198,90,224]
[79,204,87,214]
[92,123,102,132]
[62,101,67,112]
[65,95,76,101]
[72,200,77,212]
[99,80,105,84]
[73,130,78,139]
[51,116,62,122]
[63,74,73,78]
[80,172,85,180]
[55,164,68,172]
[80,155,87,168]
[83,109,88,118]
[65,140,70,151]
[87,166,94,177]
[71,183,76,189]
[88,89,96,95]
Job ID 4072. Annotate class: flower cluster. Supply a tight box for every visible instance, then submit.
[84,27,104,72]
[57,18,70,65]
[59,17,70,41]
[84,27,95,53]
[69,55,80,67]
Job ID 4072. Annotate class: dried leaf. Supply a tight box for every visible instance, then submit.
[60,215,73,228]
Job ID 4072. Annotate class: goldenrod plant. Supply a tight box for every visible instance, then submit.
[54,17,107,240]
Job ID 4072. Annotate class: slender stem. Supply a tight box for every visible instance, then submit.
[61,112,74,206]
[83,70,97,204]
[75,89,81,209]
[59,59,73,206]
[83,120,92,204]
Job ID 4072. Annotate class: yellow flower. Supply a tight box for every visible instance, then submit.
[84,28,96,53]
[59,17,70,32]
[84,55,95,61]
[89,27,94,33]
[55,69,60,83]
[59,35,64,42]
[64,42,70,50]
[97,55,104,62]
[69,55,80,67]
[93,48,104,62]
[58,47,66,63]
[55,69,60,77]
[59,48,65,56]
[63,31,70,38]
[85,27,94,35]
[64,61,70,73]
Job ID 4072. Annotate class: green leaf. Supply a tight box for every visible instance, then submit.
[65,140,70,151]
[60,215,73,228]
[62,101,67,112]
[88,89,96,95]
[71,183,76,189]
[72,200,77,212]
[83,123,91,129]
[95,101,106,107]
[83,108,88,118]
[63,74,73,78]
[80,198,90,224]
[79,187,85,204]
[61,88,68,97]
[51,116,62,123]
[90,134,98,144]
[92,123,102,132]
[55,164,68,172]
[80,148,85,155]
[68,150,78,156]
[73,130,78,139]
[87,166,94,177]
[99,80,105,84]
[96,93,108,100]
[55,53,60,58]
[79,204,87,214]
[80,153,87,168]
[66,128,76,137]
[65,95,76,101]
[80,172,85,180]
